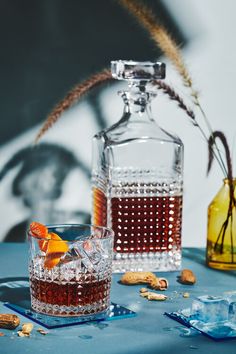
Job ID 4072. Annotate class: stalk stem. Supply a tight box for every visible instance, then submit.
[195,98,228,177]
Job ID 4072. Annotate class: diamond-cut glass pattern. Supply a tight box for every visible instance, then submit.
[28,225,113,318]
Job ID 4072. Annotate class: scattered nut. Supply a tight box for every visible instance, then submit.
[149,277,168,291]
[139,290,168,301]
[17,322,34,337]
[17,331,28,337]
[0,314,20,329]
[37,328,48,335]
[183,292,190,298]
[179,269,196,285]
[140,291,150,298]
[22,323,34,335]
[120,272,168,291]
[147,293,168,301]
[120,272,157,285]
[140,288,149,293]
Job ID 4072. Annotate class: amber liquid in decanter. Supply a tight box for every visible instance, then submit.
[93,187,182,253]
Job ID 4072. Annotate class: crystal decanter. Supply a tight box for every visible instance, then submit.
[92,60,184,272]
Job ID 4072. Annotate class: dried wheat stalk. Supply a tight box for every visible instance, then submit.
[154,80,196,123]
[119,0,194,93]
[35,69,114,143]
[119,0,228,176]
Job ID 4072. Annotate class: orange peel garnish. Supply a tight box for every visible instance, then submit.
[44,232,69,269]
[30,222,69,269]
[44,252,65,269]
[38,239,49,253]
[46,232,69,254]
[30,222,49,252]
[30,222,48,239]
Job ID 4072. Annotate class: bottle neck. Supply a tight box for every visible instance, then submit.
[120,83,156,120]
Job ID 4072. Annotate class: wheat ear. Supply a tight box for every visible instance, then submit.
[35,69,113,143]
[119,0,227,176]
[119,0,194,92]
[154,80,195,123]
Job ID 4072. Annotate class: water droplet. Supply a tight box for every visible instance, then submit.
[175,326,199,338]
[189,345,198,349]
[179,328,193,337]
[162,327,173,332]
[79,335,93,340]
[96,322,109,330]
[86,321,109,330]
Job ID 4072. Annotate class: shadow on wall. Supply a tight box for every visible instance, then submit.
[0,143,91,242]
[0,0,186,145]
[0,0,188,242]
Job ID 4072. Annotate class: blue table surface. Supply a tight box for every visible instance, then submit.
[0,244,236,354]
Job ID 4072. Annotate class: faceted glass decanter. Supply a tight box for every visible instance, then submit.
[92,60,184,272]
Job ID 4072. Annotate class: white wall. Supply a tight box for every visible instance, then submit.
[0,0,235,245]
[159,0,236,246]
